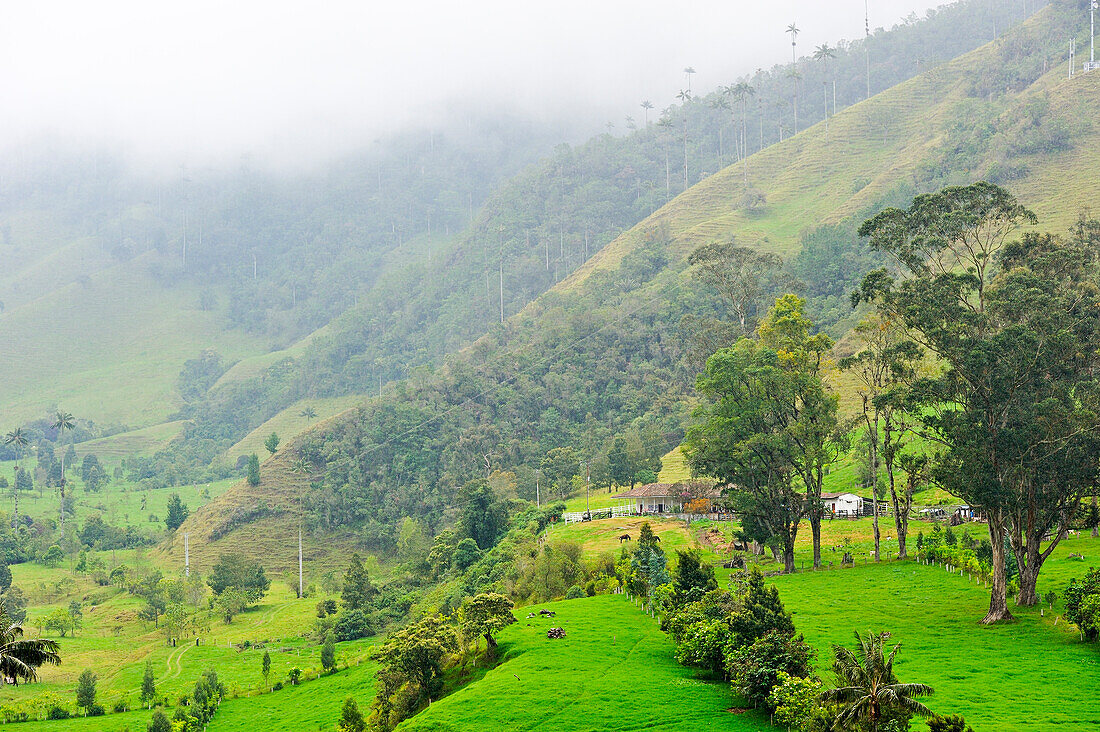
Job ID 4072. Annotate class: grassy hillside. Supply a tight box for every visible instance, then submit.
[0,254,268,429]
[221,394,363,462]
[399,594,768,732]
[157,446,365,576]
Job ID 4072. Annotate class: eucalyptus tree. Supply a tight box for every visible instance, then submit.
[856,184,1100,620]
[840,314,922,561]
[52,411,75,539]
[686,295,841,571]
[3,429,27,526]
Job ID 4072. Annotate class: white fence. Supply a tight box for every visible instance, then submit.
[562,506,631,523]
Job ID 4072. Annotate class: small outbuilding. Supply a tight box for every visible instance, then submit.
[822,492,863,517]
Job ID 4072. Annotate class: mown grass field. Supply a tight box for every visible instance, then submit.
[399,594,769,732]
[775,554,1100,731]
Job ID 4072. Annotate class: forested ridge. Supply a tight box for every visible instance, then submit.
[166,0,1100,560]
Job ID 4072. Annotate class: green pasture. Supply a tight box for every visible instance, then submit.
[0,459,238,534]
[399,594,768,732]
[0,569,370,719]
[774,550,1100,731]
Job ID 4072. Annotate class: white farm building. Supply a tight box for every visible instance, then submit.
[822,492,864,517]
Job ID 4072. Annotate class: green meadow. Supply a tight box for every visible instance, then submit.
[399,594,769,732]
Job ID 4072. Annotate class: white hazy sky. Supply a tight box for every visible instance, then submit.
[0,0,954,167]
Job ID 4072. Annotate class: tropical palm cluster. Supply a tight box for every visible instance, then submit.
[823,631,934,732]
[0,599,61,685]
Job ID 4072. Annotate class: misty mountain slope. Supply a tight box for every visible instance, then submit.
[0,117,566,433]
[156,0,1051,475]
[0,0,1040,448]
[0,251,269,426]
[165,3,1100,565]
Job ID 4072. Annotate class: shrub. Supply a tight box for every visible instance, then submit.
[584,580,596,597]
[565,585,585,600]
[769,672,831,732]
[46,706,71,720]
[88,704,106,717]
[113,697,130,713]
[727,631,816,709]
[1064,567,1100,641]
[334,609,375,642]
[927,713,976,732]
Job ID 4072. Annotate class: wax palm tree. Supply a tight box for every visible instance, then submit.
[52,411,74,539]
[3,429,27,526]
[821,631,934,732]
[298,406,317,424]
[683,66,695,93]
[676,89,692,190]
[731,82,755,179]
[0,600,61,684]
[640,100,653,126]
[813,43,836,132]
[786,23,800,64]
[785,69,802,130]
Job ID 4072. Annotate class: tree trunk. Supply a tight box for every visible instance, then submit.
[809,511,822,569]
[782,542,796,574]
[1093,496,1098,539]
[981,516,1014,624]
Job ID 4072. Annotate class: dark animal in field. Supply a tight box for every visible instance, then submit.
[618,534,631,543]
[539,609,556,617]
[547,627,566,639]
[652,535,660,542]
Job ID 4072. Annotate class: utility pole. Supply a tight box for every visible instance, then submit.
[184,533,190,577]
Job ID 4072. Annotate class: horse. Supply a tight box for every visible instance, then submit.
[618,534,631,543]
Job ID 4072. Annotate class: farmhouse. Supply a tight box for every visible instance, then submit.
[821,492,863,517]
[617,481,722,514]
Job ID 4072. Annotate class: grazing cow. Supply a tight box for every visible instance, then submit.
[618,534,631,543]
[652,535,661,543]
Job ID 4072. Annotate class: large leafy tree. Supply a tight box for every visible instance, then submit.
[840,314,923,560]
[857,184,1100,619]
[686,295,840,571]
[822,631,933,732]
[207,553,270,605]
[460,592,515,654]
[341,553,373,611]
